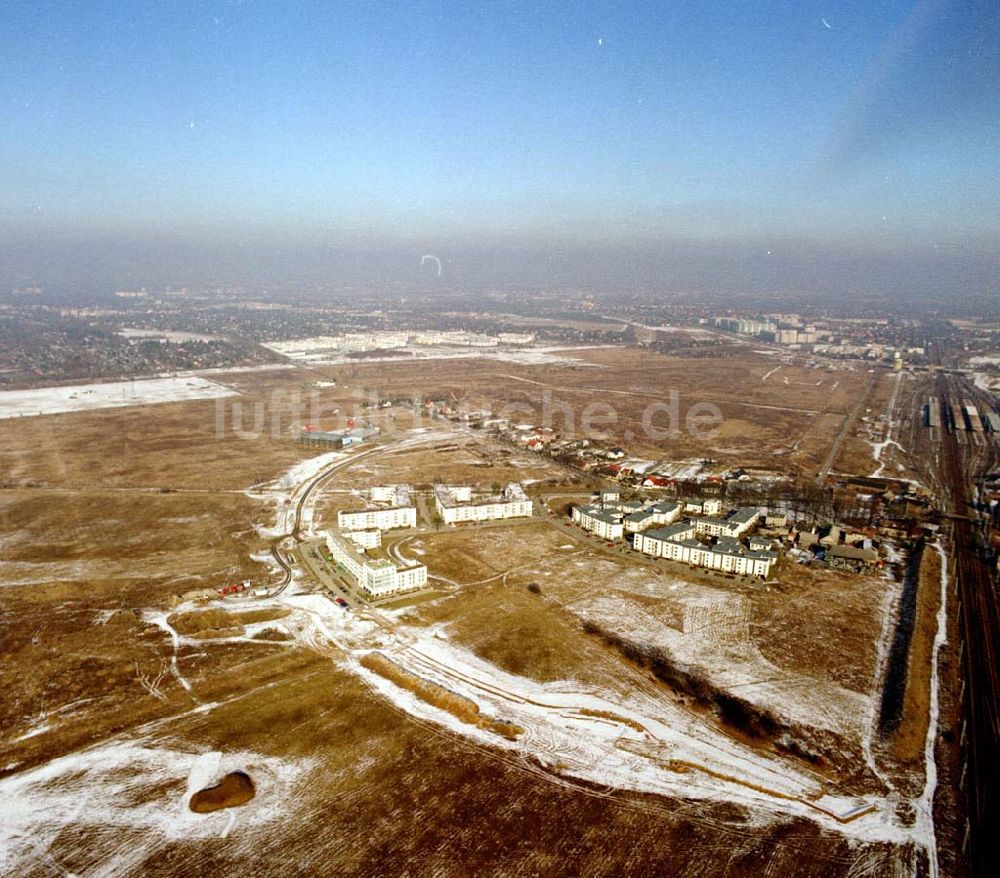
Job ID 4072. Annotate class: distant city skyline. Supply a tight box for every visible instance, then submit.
[1,0,998,292]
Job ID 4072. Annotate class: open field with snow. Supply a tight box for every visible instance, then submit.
[0,353,950,876]
[0,376,239,420]
[263,336,607,368]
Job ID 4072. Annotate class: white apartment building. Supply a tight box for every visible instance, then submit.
[342,529,381,549]
[369,485,411,505]
[572,504,624,540]
[434,484,533,525]
[633,521,695,553]
[625,509,656,534]
[337,505,417,531]
[445,485,472,502]
[634,527,776,578]
[326,531,427,599]
[690,507,760,539]
[684,498,722,515]
[625,500,682,533]
[738,319,777,336]
[603,499,644,515]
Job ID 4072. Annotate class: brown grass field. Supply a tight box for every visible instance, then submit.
[333,347,872,471]
[0,355,936,876]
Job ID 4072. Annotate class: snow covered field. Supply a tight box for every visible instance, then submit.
[231,436,931,852]
[1,418,940,873]
[245,587,918,847]
[0,376,239,420]
[0,739,312,874]
[249,450,347,540]
[263,339,605,367]
[569,579,869,745]
[248,429,455,541]
[870,372,906,478]
[243,431,945,856]
[972,371,1000,392]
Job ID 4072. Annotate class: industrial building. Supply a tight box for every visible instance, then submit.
[963,399,984,434]
[298,425,379,448]
[825,544,879,572]
[337,504,417,531]
[325,531,427,599]
[434,483,533,524]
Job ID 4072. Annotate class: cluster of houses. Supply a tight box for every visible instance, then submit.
[791,524,881,572]
[572,491,779,578]
[570,489,887,578]
[495,426,763,490]
[507,431,629,466]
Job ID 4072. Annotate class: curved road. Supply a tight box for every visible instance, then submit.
[261,433,451,596]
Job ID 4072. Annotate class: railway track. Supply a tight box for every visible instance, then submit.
[937,374,1000,875]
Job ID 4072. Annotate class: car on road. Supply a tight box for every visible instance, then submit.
[335,597,349,608]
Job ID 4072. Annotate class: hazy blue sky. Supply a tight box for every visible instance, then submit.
[1,1,998,290]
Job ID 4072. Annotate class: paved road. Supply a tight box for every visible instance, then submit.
[260,447,382,596]
[817,370,881,479]
[259,432,454,597]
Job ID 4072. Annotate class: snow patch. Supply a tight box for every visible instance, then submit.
[0,376,238,420]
